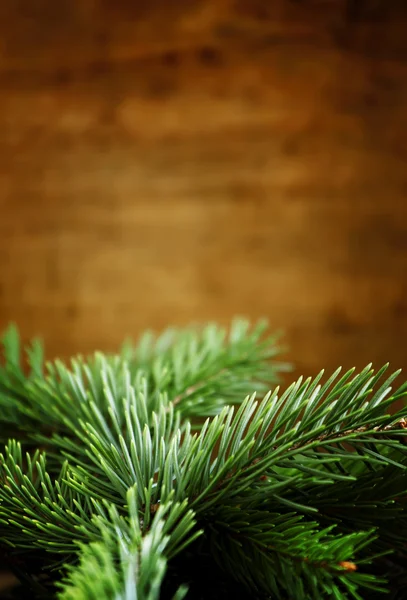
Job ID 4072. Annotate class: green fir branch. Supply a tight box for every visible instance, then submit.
[0,321,406,600]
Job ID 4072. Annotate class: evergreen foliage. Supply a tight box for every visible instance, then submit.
[0,319,406,599]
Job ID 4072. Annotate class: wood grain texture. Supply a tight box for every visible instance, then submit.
[0,0,407,378]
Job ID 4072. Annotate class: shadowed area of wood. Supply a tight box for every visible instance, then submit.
[0,0,406,384]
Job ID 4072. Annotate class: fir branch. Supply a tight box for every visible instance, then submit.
[204,506,384,599]
[1,321,407,599]
[57,491,194,600]
[0,319,287,444]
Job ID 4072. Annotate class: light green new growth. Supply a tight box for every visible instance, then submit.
[0,319,406,600]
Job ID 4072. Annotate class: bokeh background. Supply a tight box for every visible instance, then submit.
[1,0,407,380]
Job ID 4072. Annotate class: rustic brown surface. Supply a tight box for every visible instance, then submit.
[0,0,407,384]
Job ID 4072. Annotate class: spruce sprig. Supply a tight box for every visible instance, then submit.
[0,320,406,599]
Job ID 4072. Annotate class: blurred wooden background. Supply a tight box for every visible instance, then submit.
[0,0,407,379]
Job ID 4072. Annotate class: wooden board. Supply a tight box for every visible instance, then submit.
[0,0,407,379]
